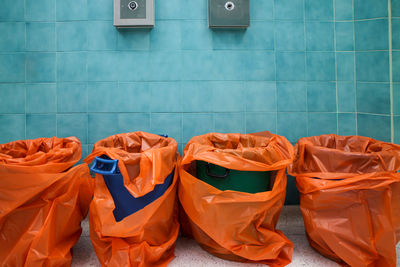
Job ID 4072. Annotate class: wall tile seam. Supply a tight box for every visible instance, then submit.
[352,0,358,135]
[389,0,394,142]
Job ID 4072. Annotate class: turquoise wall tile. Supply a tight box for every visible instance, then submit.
[214,113,245,133]
[305,0,333,20]
[337,82,355,112]
[88,113,150,143]
[306,22,334,51]
[180,0,207,19]
[26,0,55,21]
[395,117,400,144]
[87,21,117,51]
[335,0,353,20]
[182,113,214,143]
[150,82,182,112]
[0,23,25,51]
[212,21,274,50]
[117,113,151,133]
[245,81,276,112]
[212,82,245,112]
[246,112,277,133]
[355,19,388,51]
[0,84,25,113]
[277,112,308,142]
[57,52,87,81]
[0,0,24,21]
[87,82,119,112]
[242,51,276,81]
[118,52,150,81]
[87,0,113,20]
[393,19,400,49]
[26,83,56,113]
[57,114,88,143]
[118,83,150,112]
[356,82,390,114]
[151,113,182,142]
[277,82,307,112]
[394,52,400,82]
[57,83,87,113]
[117,29,150,50]
[150,51,182,81]
[356,52,389,82]
[0,54,25,82]
[275,21,305,51]
[337,52,354,81]
[26,53,56,82]
[394,83,400,115]
[181,82,213,112]
[56,22,87,51]
[354,0,388,19]
[56,0,87,21]
[338,113,357,135]
[26,114,56,139]
[393,0,400,17]
[0,115,25,143]
[88,113,118,143]
[307,82,336,112]
[306,52,335,81]
[155,0,181,19]
[276,52,305,81]
[150,21,181,50]
[181,20,212,50]
[251,0,274,20]
[26,22,55,51]
[335,22,354,51]
[308,113,337,136]
[212,51,246,80]
[274,0,304,20]
[87,52,119,81]
[181,51,214,81]
[357,114,391,141]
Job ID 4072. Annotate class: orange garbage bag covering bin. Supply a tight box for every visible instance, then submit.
[0,137,93,266]
[178,132,295,267]
[288,134,400,267]
[84,132,180,267]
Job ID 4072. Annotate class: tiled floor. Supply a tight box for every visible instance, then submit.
[71,206,400,267]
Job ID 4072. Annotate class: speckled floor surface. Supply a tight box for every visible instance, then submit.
[71,205,400,267]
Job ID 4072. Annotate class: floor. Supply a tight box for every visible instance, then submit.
[71,206,400,267]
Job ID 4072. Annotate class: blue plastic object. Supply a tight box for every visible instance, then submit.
[90,156,174,222]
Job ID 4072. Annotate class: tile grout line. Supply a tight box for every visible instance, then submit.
[303,0,308,138]
[389,0,394,143]
[333,0,339,135]
[352,0,358,135]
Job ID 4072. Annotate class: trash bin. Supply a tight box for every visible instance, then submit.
[0,137,93,266]
[288,134,400,267]
[196,160,270,193]
[179,132,294,266]
[84,132,180,267]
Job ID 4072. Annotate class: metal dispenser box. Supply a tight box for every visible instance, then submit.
[114,0,154,28]
[209,0,250,28]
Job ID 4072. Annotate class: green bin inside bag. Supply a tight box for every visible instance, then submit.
[196,161,271,194]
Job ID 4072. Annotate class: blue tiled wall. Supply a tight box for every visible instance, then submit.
[0,0,396,203]
[393,0,400,144]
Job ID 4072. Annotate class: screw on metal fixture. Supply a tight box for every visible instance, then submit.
[225,1,235,11]
[128,1,138,11]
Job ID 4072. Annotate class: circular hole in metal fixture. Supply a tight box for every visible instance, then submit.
[225,1,235,11]
[128,1,138,11]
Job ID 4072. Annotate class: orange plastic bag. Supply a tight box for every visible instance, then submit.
[0,137,93,266]
[288,134,400,267]
[84,132,180,267]
[178,132,295,267]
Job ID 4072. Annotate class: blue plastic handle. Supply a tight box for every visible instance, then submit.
[90,157,119,175]
[159,134,168,138]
